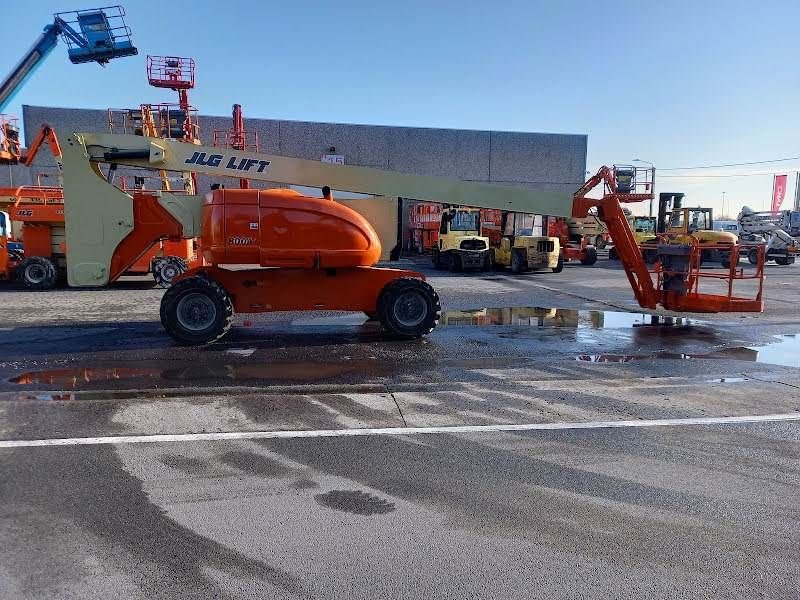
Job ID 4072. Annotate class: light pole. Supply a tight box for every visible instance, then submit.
[632,159,655,216]
[721,191,726,218]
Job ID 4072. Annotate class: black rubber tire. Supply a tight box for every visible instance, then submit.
[747,248,759,265]
[609,247,619,261]
[154,256,188,288]
[431,248,443,270]
[594,235,607,250]
[364,311,379,322]
[510,248,527,274]
[775,256,792,266]
[552,254,564,273]
[160,276,234,344]
[17,256,57,290]
[721,259,731,269]
[448,252,462,272]
[481,252,493,271]
[580,247,598,266]
[377,277,440,339]
[643,249,657,264]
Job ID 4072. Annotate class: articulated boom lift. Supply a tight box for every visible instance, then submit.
[59,133,764,343]
[574,166,763,313]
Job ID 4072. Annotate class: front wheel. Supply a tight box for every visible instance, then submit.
[552,254,564,273]
[580,247,598,266]
[775,256,795,266]
[594,235,607,250]
[377,277,441,339]
[448,252,462,272]
[160,276,234,344]
[747,248,760,265]
[510,248,527,274]
[481,252,493,271]
[431,248,443,270]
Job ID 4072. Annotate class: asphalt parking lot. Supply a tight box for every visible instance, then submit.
[1,254,799,599]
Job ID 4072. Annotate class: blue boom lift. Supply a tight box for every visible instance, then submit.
[0,6,137,113]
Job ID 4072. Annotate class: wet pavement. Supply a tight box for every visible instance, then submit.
[1,255,799,598]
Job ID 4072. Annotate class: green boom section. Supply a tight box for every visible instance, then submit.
[61,132,574,286]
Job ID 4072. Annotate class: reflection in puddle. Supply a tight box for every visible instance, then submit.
[577,335,800,368]
[706,378,748,383]
[441,307,693,329]
[9,361,388,388]
[9,367,161,387]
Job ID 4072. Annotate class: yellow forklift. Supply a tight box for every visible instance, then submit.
[431,207,493,271]
[642,193,736,267]
[609,215,656,260]
[492,211,562,273]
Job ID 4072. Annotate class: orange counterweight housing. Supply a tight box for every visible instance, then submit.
[200,188,382,268]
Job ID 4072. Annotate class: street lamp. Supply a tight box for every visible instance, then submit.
[632,159,655,217]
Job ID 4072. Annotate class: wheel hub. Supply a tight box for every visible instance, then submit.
[26,264,46,284]
[392,290,426,327]
[176,293,217,331]
[162,263,180,281]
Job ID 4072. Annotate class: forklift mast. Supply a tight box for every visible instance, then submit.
[656,192,684,233]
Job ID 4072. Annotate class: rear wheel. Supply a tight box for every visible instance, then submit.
[594,235,607,250]
[580,247,598,266]
[154,256,188,288]
[17,256,57,290]
[510,248,527,274]
[609,247,619,261]
[747,248,759,265]
[377,277,440,339]
[552,254,564,273]
[775,256,794,266]
[160,276,234,344]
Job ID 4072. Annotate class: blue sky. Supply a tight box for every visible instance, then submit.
[4,0,800,216]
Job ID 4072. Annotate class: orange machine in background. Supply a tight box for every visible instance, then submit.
[105,55,204,285]
[546,216,599,266]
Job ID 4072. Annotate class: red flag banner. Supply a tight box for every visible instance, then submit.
[772,174,787,214]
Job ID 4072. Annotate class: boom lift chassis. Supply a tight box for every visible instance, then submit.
[58,133,764,343]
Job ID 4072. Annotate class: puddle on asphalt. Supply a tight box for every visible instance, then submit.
[576,334,800,368]
[440,307,695,329]
[706,377,748,383]
[9,360,389,388]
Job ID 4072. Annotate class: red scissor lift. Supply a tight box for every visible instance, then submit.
[574,165,764,313]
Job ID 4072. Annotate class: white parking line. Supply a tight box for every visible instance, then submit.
[1,413,798,449]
